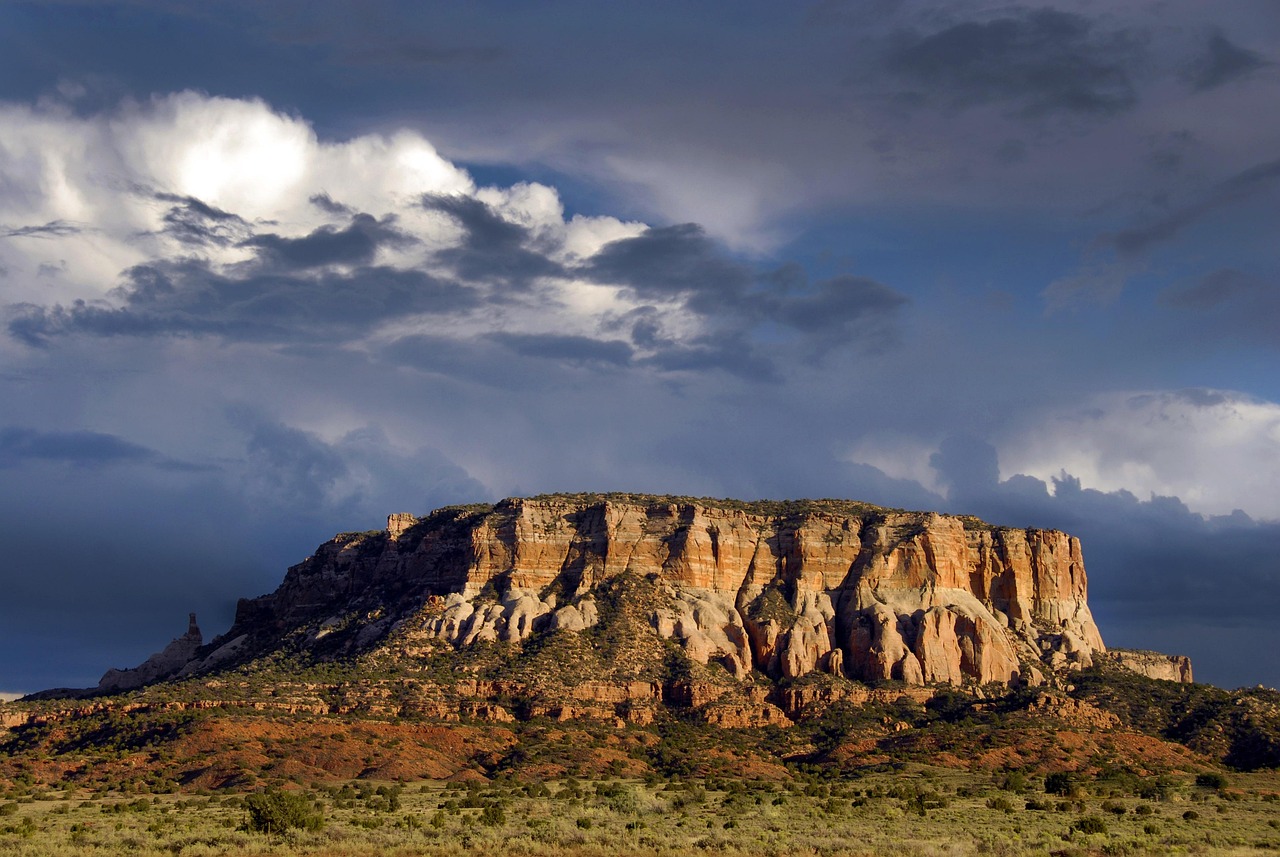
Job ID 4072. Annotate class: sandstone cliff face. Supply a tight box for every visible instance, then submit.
[181,496,1109,689]
[1105,649,1194,683]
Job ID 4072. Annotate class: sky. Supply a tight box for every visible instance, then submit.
[1,0,1277,693]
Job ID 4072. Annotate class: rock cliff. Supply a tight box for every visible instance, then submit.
[99,614,203,693]
[1103,649,1194,683]
[170,495,1119,690]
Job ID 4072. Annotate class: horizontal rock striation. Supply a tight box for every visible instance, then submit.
[174,495,1110,689]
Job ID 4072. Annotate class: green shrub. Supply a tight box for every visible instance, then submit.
[1101,800,1127,815]
[478,803,505,827]
[999,772,1027,793]
[1072,816,1108,835]
[1182,810,1200,821]
[243,789,323,835]
[1044,772,1073,796]
[1196,772,1228,791]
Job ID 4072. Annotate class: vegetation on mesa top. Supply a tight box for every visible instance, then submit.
[521,492,903,518]
[425,492,1018,528]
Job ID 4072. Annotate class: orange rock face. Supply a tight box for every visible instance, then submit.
[212,495,1108,689]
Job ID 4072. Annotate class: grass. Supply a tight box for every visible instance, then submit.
[1,765,1278,856]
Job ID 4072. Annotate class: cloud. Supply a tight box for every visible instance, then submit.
[0,426,159,467]
[883,8,1143,116]
[929,433,999,495]
[421,193,564,286]
[1185,29,1271,90]
[0,413,486,689]
[152,192,249,247]
[2,220,83,239]
[580,223,751,307]
[768,274,908,349]
[1158,269,1280,349]
[244,213,413,269]
[1045,157,1280,309]
[487,331,633,367]
[227,411,488,522]
[1105,158,1280,257]
[637,331,779,382]
[581,227,908,356]
[9,255,481,346]
[996,388,1280,520]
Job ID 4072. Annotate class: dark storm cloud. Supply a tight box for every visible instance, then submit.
[768,274,909,347]
[486,331,633,367]
[1106,158,1280,257]
[230,410,350,511]
[884,7,1143,116]
[0,426,210,473]
[0,413,486,690]
[1161,269,1260,310]
[928,434,999,495]
[1048,156,1280,309]
[580,224,751,309]
[9,258,479,345]
[152,192,248,247]
[2,220,82,238]
[1185,29,1270,90]
[337,41,507,68]
[1159,269,1280,348]
[228,408,488,515]
[637,331,779,382]
[584,228,908,352]
[0,426,158,467]
[379,333,526,388]
[245,213,413,269]
[382,330,635,388]
[309,193,354,216]
[421,194,563,286]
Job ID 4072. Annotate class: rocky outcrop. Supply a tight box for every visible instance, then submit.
[1105,649,1194,683]
[99,614,203,693]
[178,496,1110,690]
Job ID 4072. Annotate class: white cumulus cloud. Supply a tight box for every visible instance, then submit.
[1001,388,1280,519]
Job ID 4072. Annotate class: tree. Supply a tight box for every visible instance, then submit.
[1044,771,1073,796]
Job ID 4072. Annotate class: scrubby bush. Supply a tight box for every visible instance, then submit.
[1101,799,1127,815]
[1072,815,1108,835]
[999,772,1028,793]
[243,788,323,835]
[1196,772,1229,791]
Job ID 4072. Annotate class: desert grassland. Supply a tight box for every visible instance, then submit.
[0,765,1278,857]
